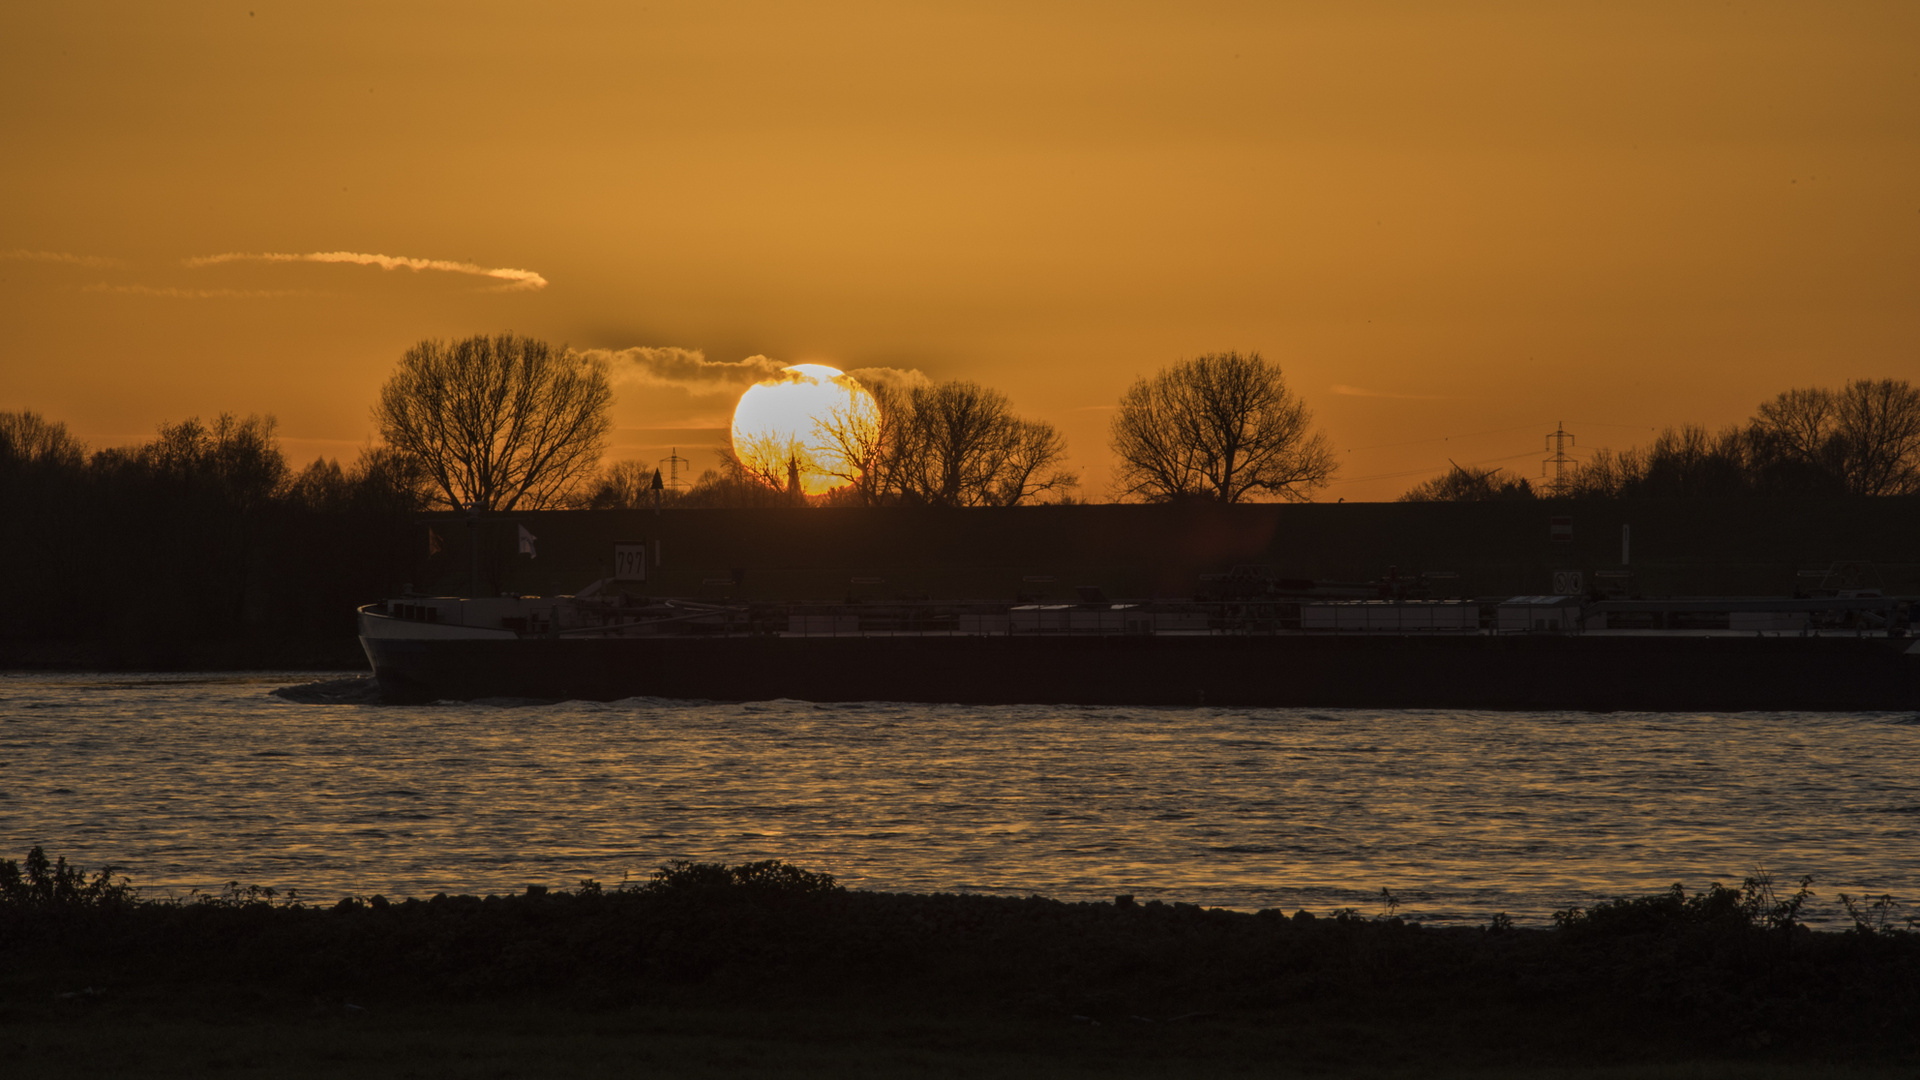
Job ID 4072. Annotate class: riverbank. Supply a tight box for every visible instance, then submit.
[4,855,1917,1077]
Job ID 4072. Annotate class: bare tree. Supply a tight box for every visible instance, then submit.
[349,446,435,514]
[287,445,433,515]
[1400,462,1535,501]
[814,381,903,505]
[0,411,86,472]
[375,334,612,511]
[811,378,1074,506]
[678,450,800,508]
[890,382,1075,506]
[901,381,1010,506]
[135,414,290,511]
[579,460,659,510]
[1559,424,1759,498]
[1637,425,1756,497]
[1753,379,1920,495]
[1110,351,1336,502]
[992,418,1078,505]
[1560,445,1642,498]
[731,429,810,500]
[1833,379,1920,495]
[1554,381,1920,499]
[1755,388,1837,465]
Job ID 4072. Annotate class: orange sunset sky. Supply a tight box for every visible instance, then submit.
[3,1,1916,500]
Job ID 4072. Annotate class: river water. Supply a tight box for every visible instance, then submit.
[3,671,1918,926]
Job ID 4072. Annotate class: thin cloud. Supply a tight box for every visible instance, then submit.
[843,366,930,392]
[3,249,126,268]
[1330,384,1449,401]
[586,347,787,393]
[184,250,548,291]
[85,283,316,299]
[585,347,931,396]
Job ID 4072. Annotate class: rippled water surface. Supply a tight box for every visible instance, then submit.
[4,672,1919,925]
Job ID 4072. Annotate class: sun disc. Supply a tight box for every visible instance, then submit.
[730,364,877,495]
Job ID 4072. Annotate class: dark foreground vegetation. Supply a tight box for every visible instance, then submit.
[5,850,1918,1077]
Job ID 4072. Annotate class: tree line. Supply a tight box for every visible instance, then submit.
[586,349,1338,509]
[375,333,1339,511]
[0,339,1334,662]
[1401,379,1920,502]
[377,336,1916,510]
[589,380,1080,510]
[7,336,1914,663]
[364,335,1920,509]
[0,410,424,665]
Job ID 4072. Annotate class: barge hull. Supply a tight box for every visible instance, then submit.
[361,632,1920,711]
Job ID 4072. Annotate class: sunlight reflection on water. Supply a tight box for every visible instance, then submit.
[2,672,1917,925]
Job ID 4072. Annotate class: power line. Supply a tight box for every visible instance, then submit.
[1344,419,1655,454]
[1331,418,1668,490]
[1344,423,1544,454]
[1328,449,1542,487]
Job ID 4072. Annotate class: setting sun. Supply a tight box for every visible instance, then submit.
[730,364,877,496]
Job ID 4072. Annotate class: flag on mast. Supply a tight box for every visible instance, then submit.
[517,525,538,558]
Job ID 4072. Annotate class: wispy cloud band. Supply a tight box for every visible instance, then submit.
[1330,384,1449,401]
[583,347,786,393]
[85,283,315,299]
[583,347,930,396]
[184,250,548,291]
[3,249,126,268]
[842,366,929,393]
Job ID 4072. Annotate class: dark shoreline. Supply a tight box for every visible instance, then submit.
[5,857,1918,1076]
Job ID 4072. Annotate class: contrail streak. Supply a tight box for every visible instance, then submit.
[184,250,548,291]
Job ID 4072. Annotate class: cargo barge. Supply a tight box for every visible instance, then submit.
[358,584,1920,710]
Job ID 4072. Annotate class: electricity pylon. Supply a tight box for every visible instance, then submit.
[658,447,692,492]
[1542,423,1576,497]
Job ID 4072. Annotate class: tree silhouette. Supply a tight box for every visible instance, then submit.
[1400,462,1534,501]
[810,379,1074,506]
[579,460,661,510]
[375,334,611,511]
[1756,379,1920,496]
[814,381,905,505]
[1110,351,1336,503]
[1559,379,1920,499]
[0,411,85,475]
